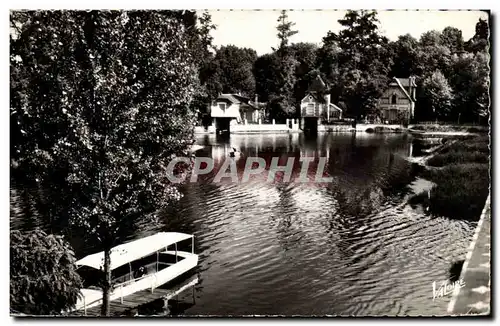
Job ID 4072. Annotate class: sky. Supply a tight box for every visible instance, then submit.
[207,10,489,55]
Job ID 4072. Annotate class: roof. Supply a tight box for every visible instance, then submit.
[329,103,343,112]
[302,92,326,103]
[217,94,258,108]
[389,77,417,88]
[217,94,241,104]
[76,232,193,270]
[308,75,327,93]
[389,77,416,102]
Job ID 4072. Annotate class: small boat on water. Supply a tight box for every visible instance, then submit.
[73,232,198,312]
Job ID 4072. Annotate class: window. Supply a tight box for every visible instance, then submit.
[218,103,226,111]
[391,94,397,105]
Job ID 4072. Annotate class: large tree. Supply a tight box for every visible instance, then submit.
[204,45,257,97]
[390,34,419,78]
[276,9,298,50]
[421,70,454,121]
[11,229,82,315]
[324,10,391,119]
[289,42,319,106]
[268,10,299,121]
[11,10,200,315]
[188,10,217,126]
[254,52,281,104]
[465,18,489,53]
[316,33,341,100]
[440,26,464,54]
[415,31,453,78]
[449,51,490,123]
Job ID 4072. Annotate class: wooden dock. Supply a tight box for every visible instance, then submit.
[77,274,199,316]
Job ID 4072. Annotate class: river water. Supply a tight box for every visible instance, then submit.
[11,133,475,316]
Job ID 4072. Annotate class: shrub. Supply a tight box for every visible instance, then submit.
[10,229,82,315]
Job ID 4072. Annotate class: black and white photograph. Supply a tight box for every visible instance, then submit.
[8,5,492,318]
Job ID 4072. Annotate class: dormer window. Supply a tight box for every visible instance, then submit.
[218,103,226,111]
[391,94,397,105]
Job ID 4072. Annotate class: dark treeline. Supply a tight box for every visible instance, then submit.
[198,10,490,124]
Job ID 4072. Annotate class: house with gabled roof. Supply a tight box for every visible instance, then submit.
[210,93,262,132]
[300,75,342,122]
[377,77,417,124]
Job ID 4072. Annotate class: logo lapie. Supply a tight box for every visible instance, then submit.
[432,279,465,300]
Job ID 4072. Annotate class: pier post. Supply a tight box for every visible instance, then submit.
[163,298,170,315]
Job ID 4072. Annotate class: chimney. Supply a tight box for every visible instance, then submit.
[325,93,331,121]
[413,77,417,99]
[408,76,413,100]
[410,76,416,100]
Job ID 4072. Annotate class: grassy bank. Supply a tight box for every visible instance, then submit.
[409,124,489,133]
[411,135,490,221]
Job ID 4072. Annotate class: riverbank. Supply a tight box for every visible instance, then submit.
[196,123,486,135]
[318,124,405,133]
[408,124,489,134]
[195,123,407,134]
[409,135,490,221]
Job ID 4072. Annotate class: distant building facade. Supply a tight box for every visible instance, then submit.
[210,94,262,131]
[377,77,417,124]
[300,75,342,123]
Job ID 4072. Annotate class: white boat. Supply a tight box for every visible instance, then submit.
[73,232,198,312]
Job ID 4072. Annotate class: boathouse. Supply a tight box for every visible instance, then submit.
[209,94,262,133]
[300,75,343,132]
[377,77,417,124]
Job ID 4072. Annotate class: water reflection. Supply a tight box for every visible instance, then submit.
[11,133,475,316]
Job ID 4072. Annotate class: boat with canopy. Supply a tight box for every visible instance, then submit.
[73,232,198,312]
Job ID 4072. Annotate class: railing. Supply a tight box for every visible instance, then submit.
[80,261,172,315]
[113,262,169,289]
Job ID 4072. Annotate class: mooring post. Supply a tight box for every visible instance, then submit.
[163,297,170,315]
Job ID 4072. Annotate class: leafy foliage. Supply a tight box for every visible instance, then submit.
[465,18,489,53]
[204,45,257,97]
[11,10,201,315]
[421,70,454,121]
[254,52,281,103]
[10,229,82,315]
[320,10,391,119]
[251,11,490,123]
[276,10,298,49]
[390,34,419,78]
[448,51,490,123]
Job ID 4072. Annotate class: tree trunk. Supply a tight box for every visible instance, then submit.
[101,248,111,316]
